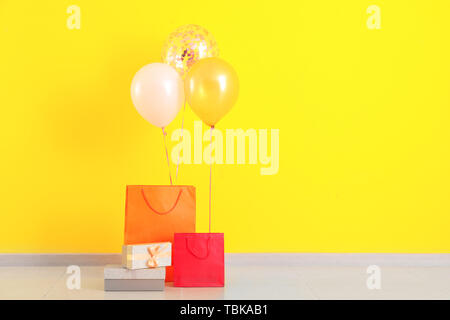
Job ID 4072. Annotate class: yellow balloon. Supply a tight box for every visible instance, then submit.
[161,25,219,79]
[185,58,239,127]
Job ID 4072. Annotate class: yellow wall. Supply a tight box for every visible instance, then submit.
[1,0,449,253]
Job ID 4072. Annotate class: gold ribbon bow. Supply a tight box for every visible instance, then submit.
[147,244,170,268]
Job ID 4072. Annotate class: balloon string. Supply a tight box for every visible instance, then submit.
[162,127,173,185]
[175,99,186,182]
[209,126,214,233]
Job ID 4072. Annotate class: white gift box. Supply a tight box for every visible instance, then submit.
[122,242,172,270]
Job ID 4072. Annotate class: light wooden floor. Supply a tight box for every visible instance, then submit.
[1,263,449,299]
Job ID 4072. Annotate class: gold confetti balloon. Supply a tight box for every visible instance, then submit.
[161,25,219,78]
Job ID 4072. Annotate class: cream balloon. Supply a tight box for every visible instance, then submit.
[131,63,184,128]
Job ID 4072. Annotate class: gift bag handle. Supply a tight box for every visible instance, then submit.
[140,188,183,215]
[185,236,211,260]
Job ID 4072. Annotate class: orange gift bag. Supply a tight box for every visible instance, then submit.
[124,185,196,281]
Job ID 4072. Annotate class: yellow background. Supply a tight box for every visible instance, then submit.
[1,0,449,253]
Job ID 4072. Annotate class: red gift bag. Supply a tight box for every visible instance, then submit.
[173,233,224,287]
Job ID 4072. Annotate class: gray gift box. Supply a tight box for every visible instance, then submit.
[104,264,165,291]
